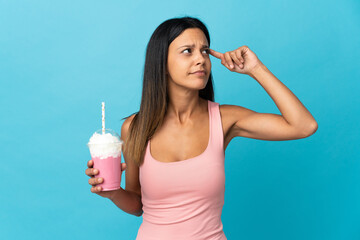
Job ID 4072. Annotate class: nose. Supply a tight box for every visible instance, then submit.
[194,50,206,65]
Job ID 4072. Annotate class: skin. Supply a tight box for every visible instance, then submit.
[86,28,318,202]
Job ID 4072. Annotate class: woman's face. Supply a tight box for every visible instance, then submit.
[167,28,211,91]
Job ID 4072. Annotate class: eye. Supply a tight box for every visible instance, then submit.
[182,48,209,54]
[203,49,210,54]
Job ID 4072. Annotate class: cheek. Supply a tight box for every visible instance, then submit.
[171,62,190,77]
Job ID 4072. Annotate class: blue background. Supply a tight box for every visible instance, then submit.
[1,0,359,239]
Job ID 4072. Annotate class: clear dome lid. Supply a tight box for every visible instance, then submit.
[93,128,120,138]
[87,128,123,146]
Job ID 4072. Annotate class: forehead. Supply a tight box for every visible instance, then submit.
[170,28,208,48]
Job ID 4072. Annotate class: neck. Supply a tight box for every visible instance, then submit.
[167,92,203,124]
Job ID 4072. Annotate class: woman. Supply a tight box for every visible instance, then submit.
[85,16,318,239]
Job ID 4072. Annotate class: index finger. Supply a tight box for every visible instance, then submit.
[87,160,93,168]
[209,49,223,59]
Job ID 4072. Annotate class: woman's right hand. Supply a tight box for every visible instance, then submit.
[85,159,127,200]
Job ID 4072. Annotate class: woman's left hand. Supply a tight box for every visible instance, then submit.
[209,46,262,75]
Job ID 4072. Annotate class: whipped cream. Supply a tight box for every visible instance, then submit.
[88,132,123,159]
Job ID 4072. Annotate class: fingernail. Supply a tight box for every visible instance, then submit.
[98,178,102,183]
[230,64,234,68]
[97,186,101,191]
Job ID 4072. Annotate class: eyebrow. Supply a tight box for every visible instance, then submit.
[177,44,209,50]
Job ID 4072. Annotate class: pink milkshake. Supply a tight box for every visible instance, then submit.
[88,129,123,191]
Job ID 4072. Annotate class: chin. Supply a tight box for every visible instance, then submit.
[190,80,208,90]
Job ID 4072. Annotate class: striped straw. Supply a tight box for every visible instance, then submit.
[102,102,105,134]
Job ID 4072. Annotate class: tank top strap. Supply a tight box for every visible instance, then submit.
[208,100,224,152]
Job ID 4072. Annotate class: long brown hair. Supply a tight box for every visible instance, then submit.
[123,16,215,167]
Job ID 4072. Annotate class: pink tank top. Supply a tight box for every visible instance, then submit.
[136,100,226,240]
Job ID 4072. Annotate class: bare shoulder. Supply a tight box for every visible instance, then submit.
[219,104,255,121]
[219,104,256,138]
[121,113,137,141]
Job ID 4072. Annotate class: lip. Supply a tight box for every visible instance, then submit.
[191,71,206,76]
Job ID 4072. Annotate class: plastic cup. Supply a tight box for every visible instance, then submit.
[87,129,123,191]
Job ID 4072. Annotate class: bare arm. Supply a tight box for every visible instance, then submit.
[210,46,318,141]
[223,64,318,141]
[108,187,143,217]
[85,114,143,217]
[248,63,318,134]
[111,114,143,216]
